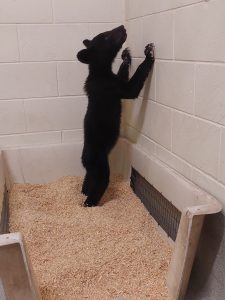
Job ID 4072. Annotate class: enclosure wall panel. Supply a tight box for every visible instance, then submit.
[0,233,41,300]
[142,101,172,150]
[57,62,88,96]
[156,61,195,113]
[0,0,125,148]
[195,64,225,125]
[172,111,220,178]
[154,144,192,181]
[125,0,225,298]
[18,24,90,62]
[0,100,26,135]
[0,0,53,23]
[0,26,19,62]
[0,63,58,100]
[24,97,87,132]
[142,12,174,60]
[62,129,83,144]
[129,143,222,300]
[2,143,85,184]
[0,132,62,148]
[124,0,225,212]
[127,12,174,59]
[126,0,205,19]
[2,138,129,184]
[174,0,225,62]
[53,0,124,23]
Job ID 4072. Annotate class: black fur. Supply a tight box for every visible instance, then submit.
[77,25,155,207]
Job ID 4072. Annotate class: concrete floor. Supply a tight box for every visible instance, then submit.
[186,213,225,300]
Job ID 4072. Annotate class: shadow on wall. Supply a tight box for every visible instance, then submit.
[123,68,154,143]
[186,213,225,300]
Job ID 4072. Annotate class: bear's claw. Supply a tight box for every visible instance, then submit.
[84,199,97,207]
[144,43,155,59]
[121,48,131,65]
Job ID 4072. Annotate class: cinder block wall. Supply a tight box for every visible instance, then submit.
[124,0,225,213]
[0,0,124,147]
[124,1,225,299]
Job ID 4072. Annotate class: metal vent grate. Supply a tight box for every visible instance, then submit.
[130,168,181,241]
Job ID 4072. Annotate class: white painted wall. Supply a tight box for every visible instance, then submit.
[123,0,225,211]
[0,0,125,147]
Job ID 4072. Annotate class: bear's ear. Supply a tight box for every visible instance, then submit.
[77,49,92,64]
[83,39,91,48]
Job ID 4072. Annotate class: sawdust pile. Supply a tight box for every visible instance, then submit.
[9,176,172,300]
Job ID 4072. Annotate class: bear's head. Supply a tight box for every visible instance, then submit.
[77,25,127,66]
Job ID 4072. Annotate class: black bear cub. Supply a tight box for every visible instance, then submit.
[77,25,154,207]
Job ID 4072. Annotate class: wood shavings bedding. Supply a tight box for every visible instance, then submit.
[9,176,172,300]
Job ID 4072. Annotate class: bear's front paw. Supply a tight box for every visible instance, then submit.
[121,48,131,65]
[144,43,155,60]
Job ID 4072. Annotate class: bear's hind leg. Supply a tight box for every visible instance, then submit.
[84,153,110,207]
[81,171,92,196]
